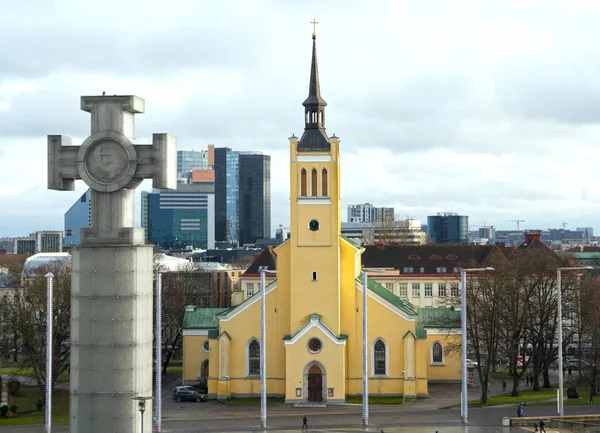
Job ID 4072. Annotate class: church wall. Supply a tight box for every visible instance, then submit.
[217,289,286,397]
[182,334,209,383]
[273,241,291,340]
[340,238,360,393]
[207,337,220,397]
[346,286,419,396]
[424,332,461,382]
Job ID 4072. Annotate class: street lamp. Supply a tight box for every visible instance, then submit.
[460,266,494,425]
[361,268,385,426]
[260,268,277,429]
[557,265,593,416]
[132,396,153,433]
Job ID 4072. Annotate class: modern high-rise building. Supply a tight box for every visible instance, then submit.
[238,152,271,246]
[141,191,149,242]
[213,148,271,246]
[347,203,395,223]
[64,189,92,246]
[427,213,469,244]
[146,184,215,251]
[177,146,213,183]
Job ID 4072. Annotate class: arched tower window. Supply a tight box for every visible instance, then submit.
[318,110,323,124]
[248,339,260,375]
[321,168,328,196]
[374,340,386,375]
[300,169,307,197]
[431,341,443,364]
[311,169,318,196]
[305,111,309,124]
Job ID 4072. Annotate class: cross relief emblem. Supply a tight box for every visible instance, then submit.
[47,95,176,245]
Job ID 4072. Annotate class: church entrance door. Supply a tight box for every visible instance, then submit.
[307,364,323,401]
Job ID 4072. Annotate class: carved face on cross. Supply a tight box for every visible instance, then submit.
[47,95,176,244]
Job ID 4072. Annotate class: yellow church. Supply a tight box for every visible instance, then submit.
[182,32,461,403]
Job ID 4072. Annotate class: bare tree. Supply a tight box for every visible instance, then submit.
[578,274,600,403]
[368,215,424,245]
[3,259,71,398]
[157,262,212,375]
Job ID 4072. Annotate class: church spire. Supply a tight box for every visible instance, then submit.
[298,21,330,152]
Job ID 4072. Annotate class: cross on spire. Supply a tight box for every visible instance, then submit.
[311,18,318,39]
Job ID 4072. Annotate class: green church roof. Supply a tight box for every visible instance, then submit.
[417,307,460,328]
[340,234,361,249]
[357,273,417,316]
[182,307,230,330]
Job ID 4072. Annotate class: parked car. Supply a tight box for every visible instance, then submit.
[172,386,206,402]
[466,359,478,368]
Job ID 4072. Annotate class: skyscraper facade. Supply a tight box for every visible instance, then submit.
[213,148,271,246]
[147,184,215,251]
[239,152,271,245]
[64,188,92,246]
[427,213,469,244]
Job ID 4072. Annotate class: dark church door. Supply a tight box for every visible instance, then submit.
[307,365,323,401]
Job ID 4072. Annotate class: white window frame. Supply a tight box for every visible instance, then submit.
[438,282,447,297]
[424,283,433,297]
[399,283,408,298]
[412,283,420,297]
[247,282,255,297]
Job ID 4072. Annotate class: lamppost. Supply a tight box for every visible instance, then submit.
[361,268,385,427]
[260,268,277,429]
[132,396,153,433]
[45,273,54,433]
[460,267,494,425]
[155,272,163,432]
[557,265,593,416]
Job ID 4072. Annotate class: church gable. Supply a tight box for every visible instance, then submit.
[283,314,347,346]
[356,273,417,320]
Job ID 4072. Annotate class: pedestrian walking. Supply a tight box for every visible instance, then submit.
[517,403,524,417]
[568,366,573,380]
[302,416,308,429]
[525,376,529,386]
[539,418,546,433]
[502,378,507,392]
[533,421,538,432]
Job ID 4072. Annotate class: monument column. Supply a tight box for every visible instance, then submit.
[48,95,176,432]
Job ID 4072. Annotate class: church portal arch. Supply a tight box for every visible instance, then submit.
[303,360,327,402]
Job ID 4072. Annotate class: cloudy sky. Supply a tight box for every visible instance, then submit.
[2,0,600,238]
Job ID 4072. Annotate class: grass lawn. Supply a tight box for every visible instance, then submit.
[223,397,286,405]
[346,396,413,404]
[164,365,182,375]
[470,386,562,407]
[0,386,69,426]
[0,367,69,382]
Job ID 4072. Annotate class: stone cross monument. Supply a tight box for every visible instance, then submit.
[48,95,176,432]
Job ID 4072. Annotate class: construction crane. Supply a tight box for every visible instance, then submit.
[507,219,525,231]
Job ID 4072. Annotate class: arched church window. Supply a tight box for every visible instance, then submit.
[432,341,443,364]
[311,169,318,196]
[300,169,307,197]
[374,339,386,375]
[306,111,309,124]
[321,168,328,196]
[248,339,260,375]
[318,110,323,124]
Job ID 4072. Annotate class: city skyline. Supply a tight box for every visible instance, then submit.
[3,1,600,236]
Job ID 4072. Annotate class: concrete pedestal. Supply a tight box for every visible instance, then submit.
[70,245,153,433]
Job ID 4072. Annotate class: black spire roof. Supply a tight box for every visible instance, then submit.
[298,34,330,152]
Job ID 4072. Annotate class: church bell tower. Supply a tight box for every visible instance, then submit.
[288,27,343,334]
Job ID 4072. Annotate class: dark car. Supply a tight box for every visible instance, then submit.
[172,386,206,402]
